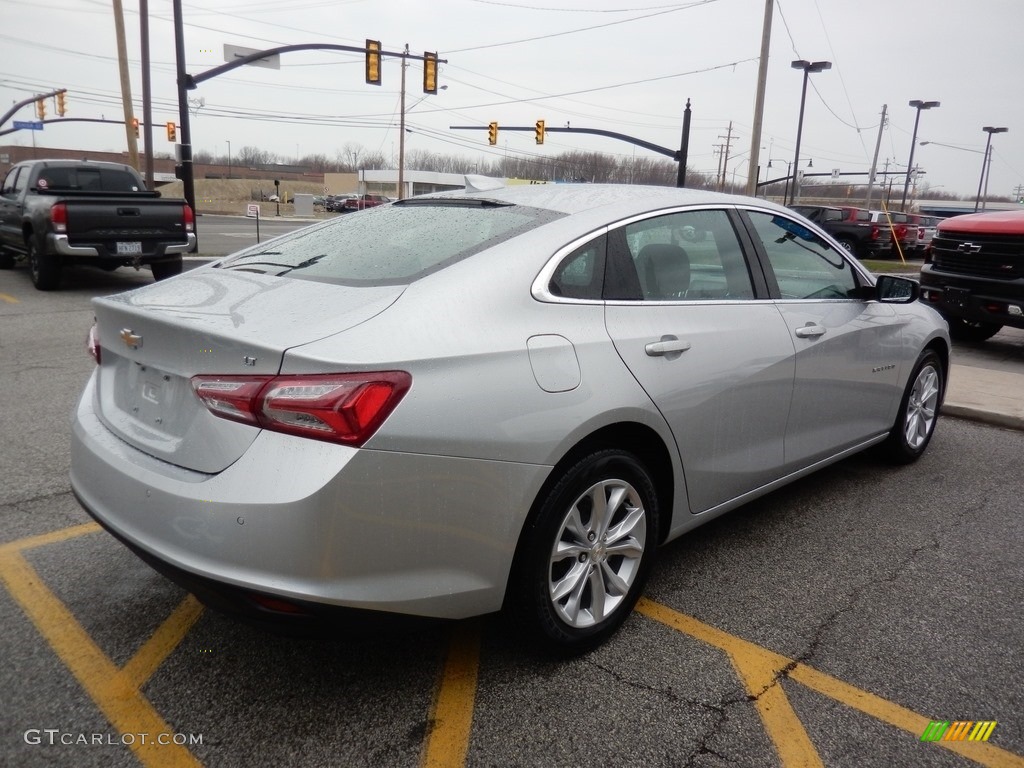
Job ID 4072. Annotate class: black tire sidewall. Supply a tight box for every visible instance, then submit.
[27,239,60,291]
[517,449,659,652]
[151,257,184,281]
[885,350,943,463]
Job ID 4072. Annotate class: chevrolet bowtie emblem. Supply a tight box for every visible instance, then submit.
[957,242,982,254]
[119,328,143,349]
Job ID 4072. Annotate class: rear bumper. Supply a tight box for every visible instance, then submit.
[69,375,547,620]
[51,232,196,258]
[919,266,1024,329]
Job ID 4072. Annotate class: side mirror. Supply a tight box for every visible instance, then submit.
[874,274,920,304]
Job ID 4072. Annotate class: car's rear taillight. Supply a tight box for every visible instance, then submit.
[87,322,101,364]
[52,202,67,234]
[182,204,194,233]
[191,372,411,446]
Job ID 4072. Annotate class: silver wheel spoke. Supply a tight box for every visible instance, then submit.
[904,365,939,449]
[548,474,648,630]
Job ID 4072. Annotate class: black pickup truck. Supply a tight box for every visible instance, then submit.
[0,159,195,290]
[790,204,893,258]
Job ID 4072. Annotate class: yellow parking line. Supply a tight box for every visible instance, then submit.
[637,599,1024,768]
[637,599,823,768]
[120,595,204,690]
[0,292,19,303]
[789,664,1024,768]
[0,521,100,555]
[0,529,201,768]
[422,621,481,768]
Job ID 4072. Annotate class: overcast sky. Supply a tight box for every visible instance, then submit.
[2,0,1021,201]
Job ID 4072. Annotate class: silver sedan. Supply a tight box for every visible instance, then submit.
[70,183,950,652]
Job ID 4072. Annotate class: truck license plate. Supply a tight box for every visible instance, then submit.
[944,286,969,310]
[116,241,143,256]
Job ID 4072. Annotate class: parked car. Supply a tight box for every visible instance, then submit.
[71,184,949,652]
[0,159,195,290]
[869,210,918,257]
[342,193,390,212]
[790,204,893,258]
[920,209,1024,341]
[912,214,941,253]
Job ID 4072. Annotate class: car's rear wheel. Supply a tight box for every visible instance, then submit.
[27,238,61,290]
[514,449,658,653]
[947,317,1001,343]
[151,257,183,281]
[880,349,943,464]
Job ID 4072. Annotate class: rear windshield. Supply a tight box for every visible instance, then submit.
[216,200,563,285]
[33,166,143,192]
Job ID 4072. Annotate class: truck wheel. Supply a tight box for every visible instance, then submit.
[947,317,1001,343]
[27,239,61,291]
[835,236,856,255]
[151,257,183,281]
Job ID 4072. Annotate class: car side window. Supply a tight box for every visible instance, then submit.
[549,236,605,300]
[745,211,860,300]
[618,210,755,301]
[0,168,19,196]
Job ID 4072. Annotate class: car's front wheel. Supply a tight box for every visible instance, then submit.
[880,349,944,464]
[514,449,658,653]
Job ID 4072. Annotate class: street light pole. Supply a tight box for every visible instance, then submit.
[975,126,1008,212]
[901,100,940,211]
[788,59,830,206]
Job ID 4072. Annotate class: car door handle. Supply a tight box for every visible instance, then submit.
[794,323,827,338]
[645,338,692,357]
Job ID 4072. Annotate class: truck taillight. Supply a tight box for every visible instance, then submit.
[870,225,880,240]
[52,202,67,234]
[182,204,194,233]
[191,371,412,447]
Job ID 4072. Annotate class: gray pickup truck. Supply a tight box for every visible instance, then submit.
[0,159,195,290]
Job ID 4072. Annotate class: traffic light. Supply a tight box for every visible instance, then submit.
[166,121,176,142]
[423,51,438,94]
[131,117,139,138]
[56,91,67,117]
[365,39,381,85]
[535,119,545,145]
[488,121,498,146]
[36,98,46,120]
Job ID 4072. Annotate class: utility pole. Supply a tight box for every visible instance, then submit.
[139,0,154,188]
[713,144,726,190]
[112,0,139,169]
[745,0,774,196]
[865,104,886,209]
[718,121,735,191]
[397,43,408,200]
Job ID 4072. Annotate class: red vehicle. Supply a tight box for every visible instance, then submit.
[342,194,390,212]
[919,209,1024,341]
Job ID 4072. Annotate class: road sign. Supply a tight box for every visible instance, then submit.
[832,168,841,179]
[246,204,261,218]
[224,44,280,70]
[13,120,44,130]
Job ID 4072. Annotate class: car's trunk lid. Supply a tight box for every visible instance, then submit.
[91,270,404,472]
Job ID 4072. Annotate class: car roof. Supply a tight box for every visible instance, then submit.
[419,181,793,220]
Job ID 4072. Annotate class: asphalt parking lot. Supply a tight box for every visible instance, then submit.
[1,268,1022,768]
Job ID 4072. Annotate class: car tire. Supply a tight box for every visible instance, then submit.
[879,349,944,464]
[0,248,14,269]
[835,237,856,255]
[513,449,659,653]
[947,317,1001,343]
[27,237,61,291]
[151,257,183,281]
